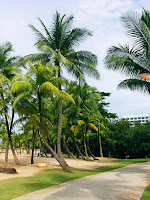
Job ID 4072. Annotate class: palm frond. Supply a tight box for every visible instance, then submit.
[105,44,150,76]
[40,81,59,95]
[118,78,150,94]
[11,81,32,93]
[88,123,98,132]
[59,90,75,104]
[12,91,31,109]
[121,12,150,52]
[56,52,84,80]
[28,24,51,47]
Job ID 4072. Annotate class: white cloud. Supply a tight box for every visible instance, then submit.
[0,0,150,118]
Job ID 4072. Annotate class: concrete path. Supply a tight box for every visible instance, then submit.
[13,162,150,200]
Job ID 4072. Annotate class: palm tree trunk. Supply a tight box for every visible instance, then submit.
[2,92,19,165]
[99,124,103,157]
[84,134,90,160]
[4,110,20,165]
[9,108,20,164]
[38,93,70,172]
[87,146,99,160]
[5,139,9,166]
[75,142,85,160]
[57,97,68,166]
[62,136,75,159]
[54,143,57,153]
[9,136,20,164]
[87,136,99,160]
[31,126,36,164]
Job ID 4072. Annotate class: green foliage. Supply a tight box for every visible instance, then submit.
[104,9,150,94]
[1,158,150,200]
[141,184,150,200]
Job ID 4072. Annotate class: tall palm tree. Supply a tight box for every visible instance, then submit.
[11,61,74,171]
[26,11,100,165]
[104,9,150,93]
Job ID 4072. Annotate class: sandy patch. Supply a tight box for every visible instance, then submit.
[0,152,117,181]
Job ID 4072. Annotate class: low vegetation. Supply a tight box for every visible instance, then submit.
[0,158,150,200]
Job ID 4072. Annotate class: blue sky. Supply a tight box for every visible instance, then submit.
[1,0,150,117]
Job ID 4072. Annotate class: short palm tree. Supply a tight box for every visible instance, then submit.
[104,9,150,93]
[26,11,100,165]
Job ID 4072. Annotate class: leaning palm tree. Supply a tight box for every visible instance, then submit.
[11,61,74,171]
[104,9,150,93]
[26,11,100,165]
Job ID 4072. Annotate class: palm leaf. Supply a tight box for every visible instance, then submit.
[121,11,149,52]
[11,81,32,93]
[118,78,150,94]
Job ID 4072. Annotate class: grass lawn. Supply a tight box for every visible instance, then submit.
[140,184,150,200]
[0,158,150,200]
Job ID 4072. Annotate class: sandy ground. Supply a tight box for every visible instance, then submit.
[0,151,116,181]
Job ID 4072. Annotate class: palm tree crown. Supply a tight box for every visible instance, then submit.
[104,9,150,94]
[27,11,100,80]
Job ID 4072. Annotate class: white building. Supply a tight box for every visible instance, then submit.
[122,114,150,124]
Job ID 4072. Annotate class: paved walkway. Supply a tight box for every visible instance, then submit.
[13,162,150,200]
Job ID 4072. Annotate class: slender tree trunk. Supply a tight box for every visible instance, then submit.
[57,66,68,166]
[3,106,20,165]
[38,93,70,172]
[2,93,19,165]
[9,137,20,164]
[54,143,57,153]
[87,146,99,160]
[62,136,75,159]
[5,139,9,166]
[99,124,103,157]
[84,134,90,160]
[75,142,85,160]
[31,126,36,164]
[57,97,68,166]
[87,136,99,160]
[19,138,21,154]
[9,108,20,164]
[38,131,43,153]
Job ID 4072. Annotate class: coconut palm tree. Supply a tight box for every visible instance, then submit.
[0,42,21,165]
[65,82,102,160]
[25,11,100,164]
[11,61,74,171]
[104,9,150,93]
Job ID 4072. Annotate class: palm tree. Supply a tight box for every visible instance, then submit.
[0,42,21,165]
[26,11,100,165]
[104,9,150,93]
[66,82,102,160]
[11,61,74,171]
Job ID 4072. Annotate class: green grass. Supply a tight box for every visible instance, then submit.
[0,158,150,200]
[140,185,150,200]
